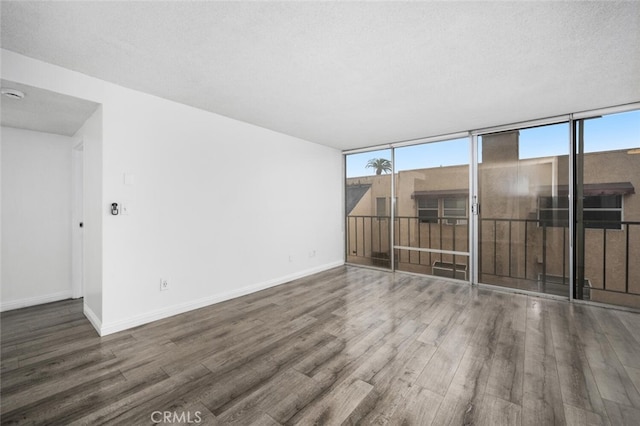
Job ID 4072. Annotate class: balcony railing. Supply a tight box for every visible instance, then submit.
[481,218,567,287]
[480,218,640,300]
[346,215,393,267]
[346,215,640,303]
[346,215,468,273]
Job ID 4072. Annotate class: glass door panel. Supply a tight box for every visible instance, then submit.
[345,149,393,269]
[478,123,570,295]
[394,138,470,280]
[574,110,640,308]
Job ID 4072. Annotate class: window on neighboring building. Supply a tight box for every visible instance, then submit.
[584,195,622,229]
[417,197,468,224]
[538,196,569,227]
[417,198,438,223]
[538,195,622,229]
[376,197,387,217]
[443,198,467,225]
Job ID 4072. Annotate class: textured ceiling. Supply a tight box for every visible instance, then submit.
[1,79,99,136]
[1,1,638,150]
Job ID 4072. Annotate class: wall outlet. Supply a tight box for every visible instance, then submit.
[160,279,169,291]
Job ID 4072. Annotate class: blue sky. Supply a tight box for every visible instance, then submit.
[346,110,640,177]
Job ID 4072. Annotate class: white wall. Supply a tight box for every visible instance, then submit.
[1,127,75,310]
[0,131,2,306]
[1,49,344,334]
[100,87,344,332]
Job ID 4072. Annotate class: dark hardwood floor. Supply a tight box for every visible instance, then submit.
[2,266,640,425]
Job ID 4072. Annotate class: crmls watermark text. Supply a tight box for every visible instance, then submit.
[150,411,202,424]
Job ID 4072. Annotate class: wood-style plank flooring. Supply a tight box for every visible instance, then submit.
[2,266,640,425]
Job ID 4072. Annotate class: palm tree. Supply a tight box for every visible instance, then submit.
[366,158,392,175]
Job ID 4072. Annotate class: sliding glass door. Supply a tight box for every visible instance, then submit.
[477,123,570,295]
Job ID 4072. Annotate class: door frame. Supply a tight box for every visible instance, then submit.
[71,140,84,299]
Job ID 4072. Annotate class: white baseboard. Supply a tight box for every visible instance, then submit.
[98,261,344,336]
[83,303,102,335]
[0,290,73,312]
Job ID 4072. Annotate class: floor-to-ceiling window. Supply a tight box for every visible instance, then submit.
[343,106,639,312]
[574,110,640,308]
[394,138,470,279]
[345,149,393,269]
[477,123,571,296]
